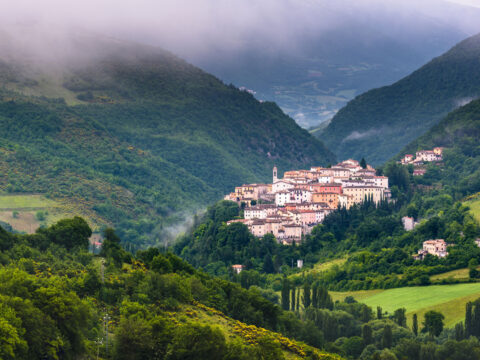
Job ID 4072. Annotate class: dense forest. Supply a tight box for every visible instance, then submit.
[0,33,335,248]
[2,217,480,359]
[318,32,480,164]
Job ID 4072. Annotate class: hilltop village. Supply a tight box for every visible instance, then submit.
[400,147,444,176]
[225,159,391,245]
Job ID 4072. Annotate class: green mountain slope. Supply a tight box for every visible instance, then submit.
[318,32,480,165]
[398,97,480,195]
[0,31,335,248]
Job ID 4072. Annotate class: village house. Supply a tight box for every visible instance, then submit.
[402,216,417,231]
[342,185,384,204]
[413,168,427,176]
[272,179,295,193]
[414,239,448,260]
[244,204,277,219]
[401,154,414,165]
[232,264,244,274]
[416,150,439,162]
[312,192,340,209]
[400,148,444,167]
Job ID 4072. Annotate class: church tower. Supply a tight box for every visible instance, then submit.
[273,166,278,183]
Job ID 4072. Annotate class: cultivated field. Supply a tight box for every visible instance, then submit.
[0,194,101,233]
[331,283,480,327]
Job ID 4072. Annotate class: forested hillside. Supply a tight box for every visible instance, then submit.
[318,32,480,165]
[0,217,343,360]
[0,31,334,248]
[398,97,480,195]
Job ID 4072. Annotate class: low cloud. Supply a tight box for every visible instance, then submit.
[454,96,477,108]
[343,128,382,142]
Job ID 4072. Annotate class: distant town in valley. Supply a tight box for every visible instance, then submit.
[224,159,391,245]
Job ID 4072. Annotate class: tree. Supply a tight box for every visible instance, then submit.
[412,314,418,336]
[422,311,444,337]
[42,217,92,250]
[262,254,275,274]
[473,302,480,337]
[296,288,300,312]
[165,322,226,360]
[362,324,373,345]
[254,336,285,360]
[303,282,311,309]
[377,306,383,319]
[382,325,393,349]
[455,322,465,341]
[360,158,367,169]
[291,288,296,312]
[281,276,290,311]
[393,308,406,327]
[383,162,410,192]
[312,283,318,308]
[466,302,473,337]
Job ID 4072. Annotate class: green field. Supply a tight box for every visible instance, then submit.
[0,194,57,209]
[290,257,348,281]
[465,194,480,223]
[332,283,480,327]
[430,268,470,281]
[0,194,100,233]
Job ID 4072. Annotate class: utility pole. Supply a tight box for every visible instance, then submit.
[96,337,102,360]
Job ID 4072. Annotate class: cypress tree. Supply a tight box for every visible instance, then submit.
[262,253,275,274]
[291,287,296,311]
[382,325,393,349]
[303,282,311,308]
[281,276,290,311]
[473,302,480,337]
[455,322,465,341]
[360,158,367,169]
[362,324,373,345]
[312,283,318,308]
[412,313,418,336]
[377,306,383,319]
[465,302,473,337]
[296,288,300,312]
[393,308,407,327]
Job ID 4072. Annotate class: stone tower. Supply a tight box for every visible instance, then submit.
[273,166,278,183]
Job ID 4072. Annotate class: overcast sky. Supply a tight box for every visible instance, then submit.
[2,0,480,61]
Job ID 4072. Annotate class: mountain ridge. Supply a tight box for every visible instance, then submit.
[317,32,480,165]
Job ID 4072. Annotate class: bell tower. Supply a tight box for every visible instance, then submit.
[273,166,278,183]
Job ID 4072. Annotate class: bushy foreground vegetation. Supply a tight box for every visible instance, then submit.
[0,217,346,359]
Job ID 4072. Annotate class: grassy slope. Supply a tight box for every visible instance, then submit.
[0,33,335,247]
[176,303,342,360]
[465,193,480,223]
[331,283,480,327]
[0,194,103,233]
[318,33,480,165]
